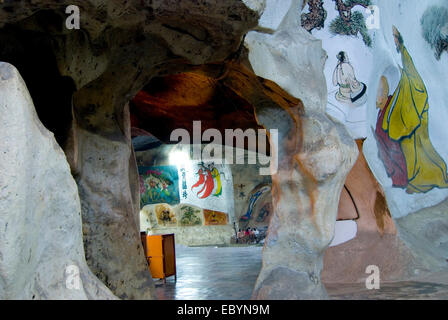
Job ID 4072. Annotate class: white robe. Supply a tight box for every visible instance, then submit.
[333,62,366,106]
[332,62,362,93]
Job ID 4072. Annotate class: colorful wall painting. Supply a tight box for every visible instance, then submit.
[191,162,223,199]
[178,160,235,221]
[240,185,271,222]
[326,47,370,140]
[374,27,448,194]
[138,165,180,207]
[374,76,407,189]
[328,0,373,47]
[154,203,178,227]
[356,0,448,220]
[203,209,228,226]
[179,204,203,227]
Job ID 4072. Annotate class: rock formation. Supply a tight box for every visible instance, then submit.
[0,0,266,299]
[3,0,446,301]
[238,0,356,299]
[0,0,359,300]
[0,62,115,299]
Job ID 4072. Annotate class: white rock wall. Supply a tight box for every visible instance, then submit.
[0,62,115,299]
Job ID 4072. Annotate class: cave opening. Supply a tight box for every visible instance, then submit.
[128,70,276,299]
[0,10,76,149]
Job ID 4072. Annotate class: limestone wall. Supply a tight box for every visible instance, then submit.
[0,62,115,299]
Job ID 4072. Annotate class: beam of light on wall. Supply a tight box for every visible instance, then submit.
[169,150,190,167]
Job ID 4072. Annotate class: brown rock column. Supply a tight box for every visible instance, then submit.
[70,67,158,299]
[251,103,358,299]
[220,63,358,299]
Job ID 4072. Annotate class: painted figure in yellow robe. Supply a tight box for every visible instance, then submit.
[381,26,448,193]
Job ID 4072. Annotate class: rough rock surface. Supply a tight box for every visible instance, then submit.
[322,140,420,283]
[246,0,328,112]
[0,62,115,299]
[244,0,358,299]
[0,0,264,299]
[251,107,357,299]
[395,197,448,281]
[1,0,361,300]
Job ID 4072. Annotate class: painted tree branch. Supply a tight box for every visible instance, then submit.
[329,0,372,46]
[333,0,370,25]
[301,0,327,32]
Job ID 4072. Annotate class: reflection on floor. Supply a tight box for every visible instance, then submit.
[154,245,448,300]
[154,246,262,300]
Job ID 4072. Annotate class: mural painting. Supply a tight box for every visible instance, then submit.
[140,205,159,232]
[240,185,271,222]
[139,165,180,207]
[374,76,408,188]
[191,162,223,199]
[332,51,367,106]
[329,0,373,47]
[256,202,273,224]
[179,205,203,227]
[154,203,177,227]
[374,26,448,193]
[177,160,234,220]
[203,209,228,226]
[304,0,375,139]
[302,0,373,47]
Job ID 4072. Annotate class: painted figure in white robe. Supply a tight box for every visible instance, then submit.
[332,51,367,106]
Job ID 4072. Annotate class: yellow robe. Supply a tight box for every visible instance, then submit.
[382,45,448,193]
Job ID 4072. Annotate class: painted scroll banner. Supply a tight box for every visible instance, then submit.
[177,161,235,218]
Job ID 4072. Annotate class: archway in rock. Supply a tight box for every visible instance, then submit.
[130,72,266,148]
[322,139,409,284]
[127,64,298,299]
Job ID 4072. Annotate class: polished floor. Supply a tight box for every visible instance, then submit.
[154,245,448,300]
[155,245,262,300]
